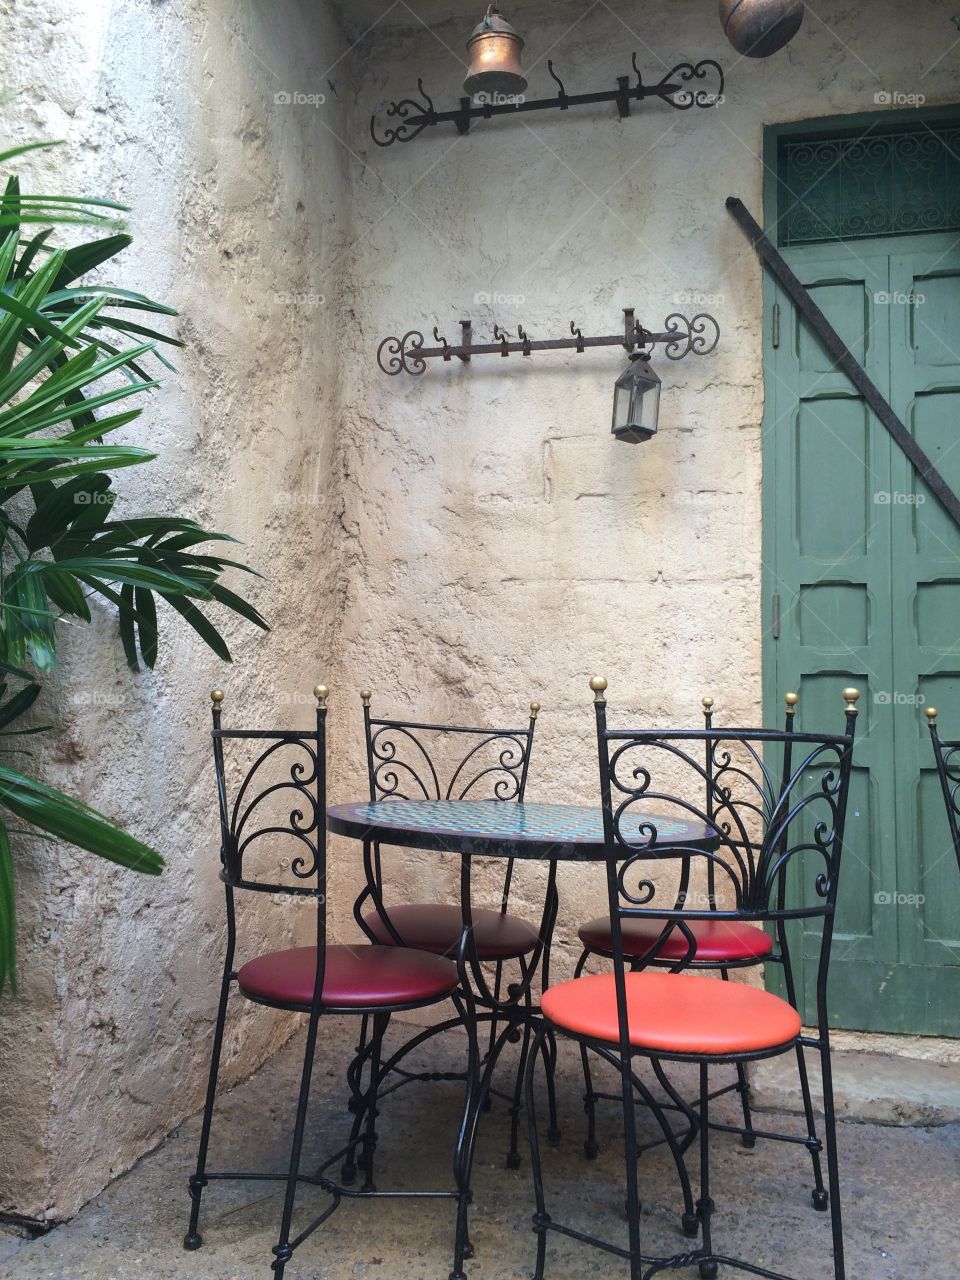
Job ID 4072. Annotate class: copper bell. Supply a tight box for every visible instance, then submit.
[719,0,803,58]
[463,5,527,99]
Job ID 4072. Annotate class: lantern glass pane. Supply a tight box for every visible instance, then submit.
[636,379,660,434]
[613,381,632,431]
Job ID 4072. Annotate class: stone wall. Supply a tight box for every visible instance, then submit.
[0,0,349,1223]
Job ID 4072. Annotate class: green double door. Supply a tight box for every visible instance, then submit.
[763,233,960,1034]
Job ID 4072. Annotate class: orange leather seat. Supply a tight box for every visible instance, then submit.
[578,915,774,963]
[541,971,801,1057]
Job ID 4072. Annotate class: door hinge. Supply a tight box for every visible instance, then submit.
[772,302,780,349]
[772,592,781,639]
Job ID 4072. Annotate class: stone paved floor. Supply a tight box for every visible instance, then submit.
[2,1019,956,1280]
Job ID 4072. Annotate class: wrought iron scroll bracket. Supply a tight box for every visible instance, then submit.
[370,55,724,147]
[376,308,720,375]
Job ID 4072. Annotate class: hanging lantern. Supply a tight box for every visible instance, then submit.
[719,0,803,58]
[463,5,527,100]
[612,355,661,443]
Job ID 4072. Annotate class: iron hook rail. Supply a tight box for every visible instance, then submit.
[377,309,720,376]
[370,57,724,147]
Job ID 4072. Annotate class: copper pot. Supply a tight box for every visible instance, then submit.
[719,0,803,57]
[463,5,527,98]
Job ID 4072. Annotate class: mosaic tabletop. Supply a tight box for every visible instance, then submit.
[326,799,716,861]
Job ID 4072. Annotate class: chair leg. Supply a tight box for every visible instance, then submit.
[542,1028,562,1146]
[735,1060,757,1149]
[507,1006,534,1168]
[451,991,482,1280]
[719,969,756,1149]
[485,960,503,1112]
[572,950,600,1158]
[820,1044,846,1279]
[183,966,231,1251]
[347,1015,369,1114]
[271,1006,323,1279]
[580,1042,600,1158]
[361,1013,389,1193]
[341,1030,372,1185]
[697,1063,718,1280]
[794,1042,828,1210]
[631,1063,698,1237]
[618,1041,645,1280]
[525,1022,550,1280]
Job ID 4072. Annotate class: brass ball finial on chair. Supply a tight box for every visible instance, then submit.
[314,685,329,708]
[530,701,541,720]
[361,689,372,709]
[702,696,715,713]
[589,676,608,703]
[211,689,224,707]
[842,687,861,714]
[784,692,799,716]
[925,706,938,723]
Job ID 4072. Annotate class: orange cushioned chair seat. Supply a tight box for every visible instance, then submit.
[541,971,801,1057]
[578,915,774,963]
[362,903,540,960]
[237,944,458,1010]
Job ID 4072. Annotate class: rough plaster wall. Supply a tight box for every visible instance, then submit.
[326,0,960,975]
[0,0,349,1222]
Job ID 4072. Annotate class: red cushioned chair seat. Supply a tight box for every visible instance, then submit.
[237,944,458,1010]
[362,903,540,960]
[541,971,801,1057]
[578,915,773,963]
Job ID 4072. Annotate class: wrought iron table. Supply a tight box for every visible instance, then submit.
[327,797,713,861]
[326,798,716,1276]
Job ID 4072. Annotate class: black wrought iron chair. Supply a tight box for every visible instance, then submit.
[183,686,478,1280]
[927,706,960,875]
[526,677,859,1280]
[352,690,560,1169]
[574,692,829,1213]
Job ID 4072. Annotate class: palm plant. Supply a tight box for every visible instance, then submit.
[0,142,268,994]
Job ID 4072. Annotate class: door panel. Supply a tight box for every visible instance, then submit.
[766,246,897,1030]
[887,249,960,1030]
[765,234,960,1034]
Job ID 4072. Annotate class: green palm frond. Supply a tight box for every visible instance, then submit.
[0,142,270,995]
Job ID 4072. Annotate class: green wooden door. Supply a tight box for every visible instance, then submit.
[763,127,960,1033]
[887,247,960,1030]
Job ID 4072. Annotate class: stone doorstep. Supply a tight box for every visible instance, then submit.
[749,1044,960,1126]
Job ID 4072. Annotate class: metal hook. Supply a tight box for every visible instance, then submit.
[547,60,568,104]
[433,326,451,360]
[416,78,436,116]
[518,324,532,356]
[570,321,585,353]
[493,323,512,355]
[631,52,644,92]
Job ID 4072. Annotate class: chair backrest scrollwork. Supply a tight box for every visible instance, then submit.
[590,678,859,1040]
[211,686,327,905]
[362,691,538,805]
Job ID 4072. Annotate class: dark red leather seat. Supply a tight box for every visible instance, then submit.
[542,971,801,1057]
[237,944,458,1010]
[362,903,540,960]
[578,915,773,963]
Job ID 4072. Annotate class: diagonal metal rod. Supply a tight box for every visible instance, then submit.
[727,195,960,532]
